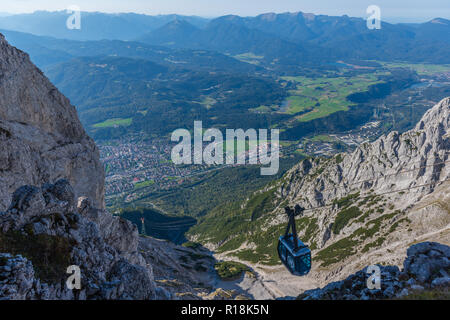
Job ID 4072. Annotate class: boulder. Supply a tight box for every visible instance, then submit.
[299,242,450,300]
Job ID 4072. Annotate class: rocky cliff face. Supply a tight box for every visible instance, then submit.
[0,33,158,300]
[280,97,449,211]
[0,180,155,299]
[0,33,104,210]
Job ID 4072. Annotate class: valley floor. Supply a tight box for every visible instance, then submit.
[213,252,319,299]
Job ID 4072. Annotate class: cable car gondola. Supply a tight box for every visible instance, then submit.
[277,205,311,276]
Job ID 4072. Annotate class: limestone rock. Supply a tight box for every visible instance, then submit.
[0,33,104,210]
[0,254,35,300]
[0,180,157,300]
[299,242,450,300]
[403,242,450,283]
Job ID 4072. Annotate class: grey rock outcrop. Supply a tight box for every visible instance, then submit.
[0,31,217,300]
[299,242,450,300]
[0,32,203,300]
[403,242,450,283]
[78,197,143,265]
[0,180,156,300]
[0,254,35,300]
[0,33,104,210]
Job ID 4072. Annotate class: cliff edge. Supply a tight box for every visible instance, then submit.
[0,33,104,210]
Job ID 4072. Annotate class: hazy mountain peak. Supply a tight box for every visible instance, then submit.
[258,12,278,21]
[302,12,316,21]
[430,18,449,25]
[138,18,199,45]
[163,18,199,30]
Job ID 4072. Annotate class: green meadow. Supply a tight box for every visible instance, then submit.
[134,180,155,190]
[281,73,384,122]
[378,61,450,75]
[93,118,133,128]
[233,52,264,65]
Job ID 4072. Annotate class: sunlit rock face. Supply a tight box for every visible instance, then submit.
[0,33,105,211]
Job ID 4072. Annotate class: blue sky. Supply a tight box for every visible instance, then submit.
[1,0,449,22]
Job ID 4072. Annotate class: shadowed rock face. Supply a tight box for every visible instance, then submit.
[0,33,105,210]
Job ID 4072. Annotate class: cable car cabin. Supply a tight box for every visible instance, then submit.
[278,205,311,276]
[278,234,311,276]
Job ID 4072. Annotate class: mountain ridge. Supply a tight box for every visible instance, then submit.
[137,12,450,64]
[0,11,209,41]
[0,33,105,210]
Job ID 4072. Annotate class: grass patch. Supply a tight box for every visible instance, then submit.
[281,73,384,122]
[332,206,363,235]
[378,61,450,76]
[233,52,264,65]
[333,192,360,209]
[302,217,319,243]
[316,237,358,267]
[351,212,397,241]
[0,230,73,284]
[134,180,155,190]
[396,288,450,300]
[362,237,386,253]
[182,242,202,250]
[310,135,336,142]
[284,96,317,114]
[243,189,277,221]
[233,249,263,265]
[93,118,132,128]
[214,261,250,281]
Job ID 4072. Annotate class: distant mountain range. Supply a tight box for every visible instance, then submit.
[137,13,450,65]
[0,28,261,72]
[0,11,209,41]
